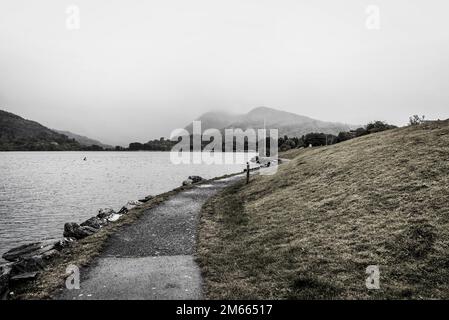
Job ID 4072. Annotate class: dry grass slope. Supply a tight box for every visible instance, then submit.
[197,120,449,299]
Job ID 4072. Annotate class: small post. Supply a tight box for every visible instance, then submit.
[246,162,250,184]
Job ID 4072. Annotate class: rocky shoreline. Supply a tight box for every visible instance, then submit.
[0,175,207,300]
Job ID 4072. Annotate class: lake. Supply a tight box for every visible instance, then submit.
[0,151,253,260]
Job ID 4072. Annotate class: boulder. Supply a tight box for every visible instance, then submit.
[118,206,128,215]
[54,238,75,250]
[97,208,116,219]
[183,176,204,186]
[127,200,142,207]
[2,242,56,262]
[7,249,59,282]
[10,256,44,276]
[188,175,204,183]
[107,214,122,222]
[63,223,97,240]
[0,263,13,297]
[99,218,109,226]
[40,249,60,261]
[10,272,38,282]
[2,243,41,262]
[80,217,102,229]
[1,241,63,287]
[138,195,154,203]
[81,225,98,233]
[118,200,142,214]
[125,200,142,210]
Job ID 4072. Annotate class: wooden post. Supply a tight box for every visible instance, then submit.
[246,162,250,184]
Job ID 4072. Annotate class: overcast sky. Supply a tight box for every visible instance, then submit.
[1,0,448,146]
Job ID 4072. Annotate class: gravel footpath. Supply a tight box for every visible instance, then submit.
[58,174,244,300]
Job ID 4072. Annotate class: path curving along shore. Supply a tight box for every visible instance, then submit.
[57,174,245,300]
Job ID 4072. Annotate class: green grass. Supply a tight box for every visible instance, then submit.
[197,120,449,299]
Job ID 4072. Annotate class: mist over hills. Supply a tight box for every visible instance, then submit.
[185,106,356,137]
[1,106,358,151]
[184,111,241,133]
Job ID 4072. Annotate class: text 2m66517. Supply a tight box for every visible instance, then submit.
[220,304,272,315]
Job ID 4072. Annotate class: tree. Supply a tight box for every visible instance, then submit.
[129,142,144,150]
[304,133,327,146]
[337,131,353,142]
[409,115,425,126]
[366,121,397,133]
[353,127,368,137]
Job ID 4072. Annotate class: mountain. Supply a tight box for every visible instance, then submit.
[185,107,356,137]
[54,130,112,149]
[0,109,82,151]
[184,111,240,133]
[226,106,356,137]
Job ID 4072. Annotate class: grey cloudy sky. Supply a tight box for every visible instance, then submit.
[1,0,448,146]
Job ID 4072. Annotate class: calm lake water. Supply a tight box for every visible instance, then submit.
[0,151,252,259]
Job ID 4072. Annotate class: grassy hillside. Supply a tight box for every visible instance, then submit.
[0,110,82,151]
[197,120,449,299]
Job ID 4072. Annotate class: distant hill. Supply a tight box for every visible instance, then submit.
[0,109,82,151]
[227,106,356,137]
[184,111,240,133]
[185,106,356,137]
[54,130,112,149]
